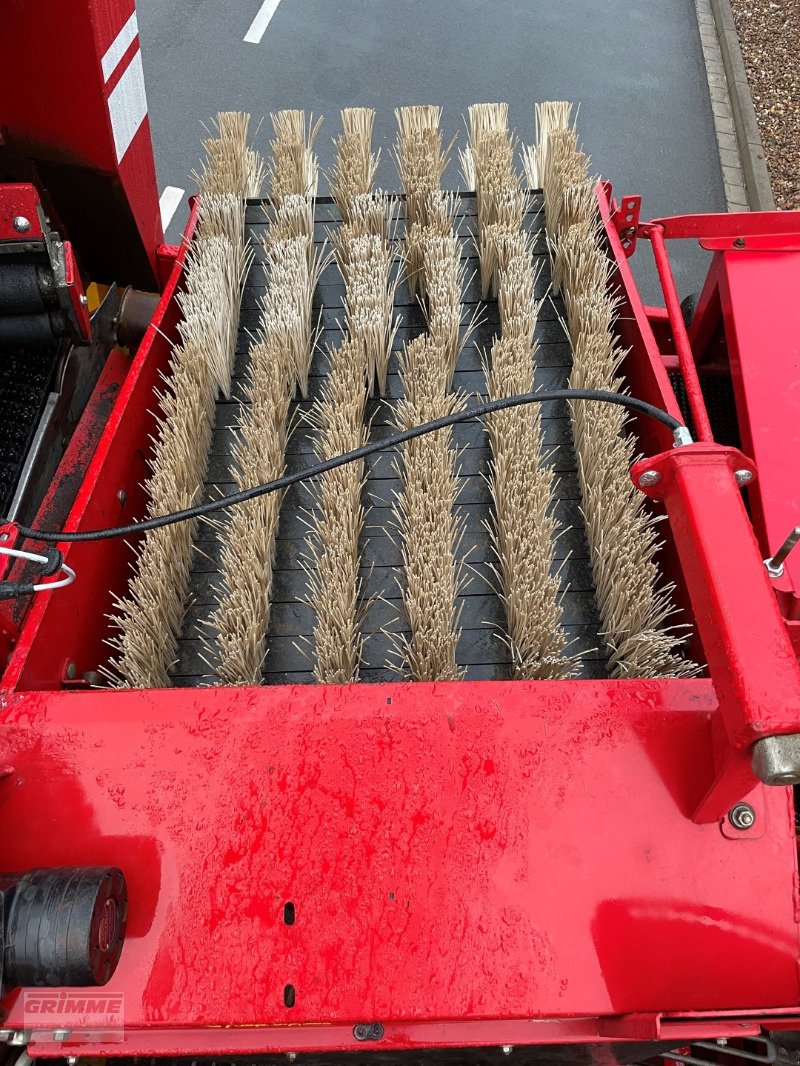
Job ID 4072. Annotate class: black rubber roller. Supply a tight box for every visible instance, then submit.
[0,264,54,314]
[3,867,127,987]
[0,310,66,347]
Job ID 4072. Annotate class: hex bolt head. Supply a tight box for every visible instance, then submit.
[12,216,31,233]
[728,802,756,830]
[638,470,661,488]
[502,1047,514,1056]
[733,237,746,248]
[79,294,88,306]
[735,469,753,486]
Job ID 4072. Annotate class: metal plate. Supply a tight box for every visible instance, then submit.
[1,678,799,1054]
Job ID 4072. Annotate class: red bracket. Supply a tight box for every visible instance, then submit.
[631,443,800,822]
[611,193,641,257]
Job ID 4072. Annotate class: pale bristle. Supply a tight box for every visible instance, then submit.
[422,233,466,384]
[393,105,451,237]
[206,336,294,684]
[328,190,396,264]
[459,145,476,191]
[105,115,258,688]
[523,100,574,188]
[304,119,389,682]
[105,341,216,688]
[304,337,369,683]
[486,337,575,679]
[466,100,575,677]
[561,180,598,231]
[264,192,315,244]
[498,245,542,347]
[393,334,466,681]
[269,109,322,199]
[404,189,458,298]
[260,228,328,398]
[193,111,264,199]
[177,235,248,399]
[541,128,590,239]
[539,108,699,677]
[341,232,399,396]
[329,107,380,220]
[467,103,525,298]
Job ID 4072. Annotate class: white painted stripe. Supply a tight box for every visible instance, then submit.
[102,12,139,82]
[159,186,185,230]
[244,0,281,43]
[107,50,148,163]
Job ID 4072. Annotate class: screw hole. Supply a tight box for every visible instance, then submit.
[283,901,295,925]
[626,213,634,222]
[627,200,636,210]
[284,983,296,1008]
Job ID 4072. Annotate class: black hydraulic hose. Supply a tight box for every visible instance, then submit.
[10,389,687,544]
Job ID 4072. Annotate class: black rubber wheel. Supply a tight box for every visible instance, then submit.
[681,292,699,327]
[3,866,127,987]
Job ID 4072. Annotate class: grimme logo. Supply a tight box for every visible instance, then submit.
[22,990,124,1042]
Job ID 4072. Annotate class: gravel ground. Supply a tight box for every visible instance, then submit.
[729,0,799,209]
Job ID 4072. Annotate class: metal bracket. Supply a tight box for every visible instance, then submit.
[611,194,641,257]
[700,234,800,252]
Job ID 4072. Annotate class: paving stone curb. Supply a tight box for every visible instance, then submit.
[707,0,775,210]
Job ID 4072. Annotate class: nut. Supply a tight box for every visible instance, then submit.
[728,803,756,830]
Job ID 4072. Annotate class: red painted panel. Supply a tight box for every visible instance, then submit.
[718,249,800,596]
[0,679,797,1053]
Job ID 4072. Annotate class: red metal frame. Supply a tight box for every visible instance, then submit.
[636,206,800,647]
[2,183,800,1053]
[2,679,800,1057]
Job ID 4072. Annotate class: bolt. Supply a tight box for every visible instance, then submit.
[638,470,661,488]
[117,489,127,506]
[735,469,753,486]
[286,1055,296,1062]
[79,294,88,306]
[52,1029,71,1042]
[728,802,756,830]
[502,1047,514,1056]
[67,1057,79,1065]
[12,216,30,233]
[65,662,76,680]
[733,237,746,248]
[717,1038,729,1046]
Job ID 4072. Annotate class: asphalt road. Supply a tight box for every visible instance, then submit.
[137,0,725,300]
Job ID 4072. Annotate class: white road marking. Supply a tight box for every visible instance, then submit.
[244,0,282,43]
[107,50,148,163]
[102,12,139,82]
[159,186,185,230]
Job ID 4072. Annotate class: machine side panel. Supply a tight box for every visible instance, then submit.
[0,678,798,1051]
